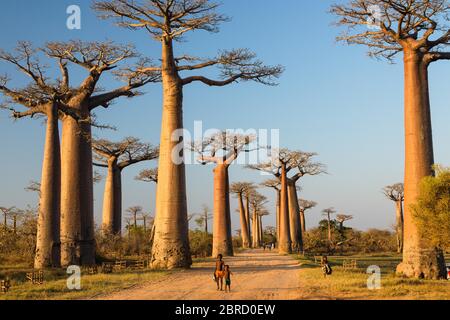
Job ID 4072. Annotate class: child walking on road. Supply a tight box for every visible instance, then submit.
[224,265,233,293]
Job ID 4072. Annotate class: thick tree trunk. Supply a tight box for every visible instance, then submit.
[327,215,332,244]
[237,193,250,248]
[113,169,122,233]
[101,160,123,235]
[35,103,61,269]
[252,209,260,248]
[287,180,302,253]
[396,50,446,279]
[258,215,263,243]
[212,164,233,257]
[60,108,96,267]
[245,196,251,245]
[276,190,280,245]
[279,164,292,254]
[395,200,404,254]
[300,209,306,234]
[151,38,191,269]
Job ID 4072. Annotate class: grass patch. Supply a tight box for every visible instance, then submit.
[295,254,450,300]
[0,268,167,300]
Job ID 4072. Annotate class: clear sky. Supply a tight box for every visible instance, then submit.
[1,0,449,233]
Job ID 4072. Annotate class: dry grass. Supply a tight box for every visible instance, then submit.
[296,254,450,300]
[0,268,167,300]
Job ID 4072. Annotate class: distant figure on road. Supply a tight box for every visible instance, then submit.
[214,254,225,291]
[224,265,233,293]
[321,256,332,278]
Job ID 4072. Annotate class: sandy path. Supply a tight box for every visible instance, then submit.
[98,250,302,300]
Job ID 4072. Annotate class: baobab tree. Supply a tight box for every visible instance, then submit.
[249,149,324,253]
[0,207,16,231]
[248,149,293,254]
[336,214,353,232]
[230,182,254,248]
[136,168,159,184]
[383,183,405,253]
[25,181,42,197]
[258,209,271,244]
[1,41,158,267]
[93,137,159,235]
[127,206,143,230]
[45,41,159,267]
[193,131,256,257]
[331,0,449,279]
[243,183,257,242]
[0,42,83,268]
[249,192,268,248]
[298,199,317,233]
[322,207,336,246]
[286,152,325,253]
[195,205,213,234]
[139,212,154,233]
[94,0,283,269]
[260,179,281,241]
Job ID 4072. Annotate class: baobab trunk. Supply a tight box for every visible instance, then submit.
[212,164,233,257]
[245,196,252,245]
[395,200,404,254]
[60,108,96,267]
[35,103,61,268]
[151,38,191,269]
[258,215,263,243]
[287,180,302,253]
[102,159,123,235]
[237,193,250,248]
[396,50,446,279]
[252,208,260,248]
[327,215,332,244]
[276,190,280,245]
[279,164,292,254]
[300,209,306,234]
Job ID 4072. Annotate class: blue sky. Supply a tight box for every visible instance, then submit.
[1,0,450,233]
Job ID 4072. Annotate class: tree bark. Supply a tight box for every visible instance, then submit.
[245,195,251,246]
[150,38,191,269]
[300,209,306,234]
[35,103,61,269]
[395,200,404,254]
[237,193,250,248]
[258,215,263,243]
[102,159,123,235]
[278,164,292,254]
[327,214,332,244]
[252,208,260,248]
[276,190,280,246]
[396,50,446,279]
[287,180,302,253]
[212,164,233,257]
[60,107,96,267]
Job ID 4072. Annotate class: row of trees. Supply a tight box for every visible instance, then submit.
[0,0,282,270]
[1,0,448,281]
[332,0,450,279]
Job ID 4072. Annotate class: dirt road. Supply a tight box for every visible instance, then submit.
[98,250,302,300]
